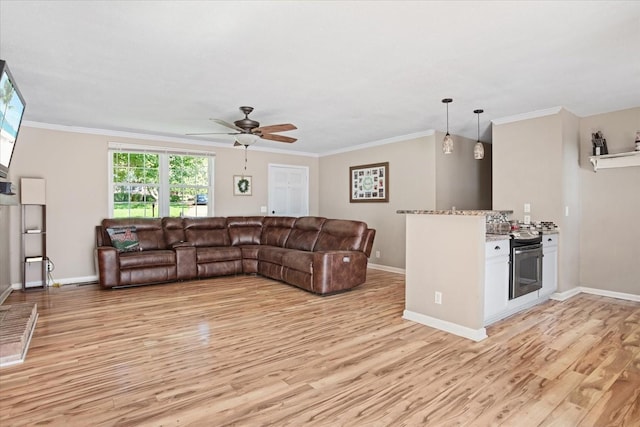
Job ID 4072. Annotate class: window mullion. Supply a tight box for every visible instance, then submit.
[159,153,170,217]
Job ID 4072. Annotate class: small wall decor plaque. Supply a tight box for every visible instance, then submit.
[234,175,252,196]
[349,162,389,203]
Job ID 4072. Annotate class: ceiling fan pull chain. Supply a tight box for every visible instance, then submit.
[244,145,248,173]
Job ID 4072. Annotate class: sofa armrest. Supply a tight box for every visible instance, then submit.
[96,246,120,288]
[171,241,195,249]
[362,228,376,258]
[312,250,368,294]
[174,245,197,280]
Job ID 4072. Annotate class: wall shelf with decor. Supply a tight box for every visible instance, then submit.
[589,151,640,172]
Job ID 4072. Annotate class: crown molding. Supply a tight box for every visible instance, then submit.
[21,121,319,158]
[320,130,436,157]
[491,107,563,125]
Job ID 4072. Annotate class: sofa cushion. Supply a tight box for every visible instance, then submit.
[119,250,176,269]
[281,250,314,274]
[314,219,367,252]
[196,246,242,263]
[102,218,166,250]
[258,246,291,265]
[183,217,230,247]
[261,217,296,247]
[162,217,185,247]
[227,216,263,246]
[106,226,141,253]
[285,217,326,251]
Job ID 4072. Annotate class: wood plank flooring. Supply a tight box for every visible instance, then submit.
[0,270,638,426]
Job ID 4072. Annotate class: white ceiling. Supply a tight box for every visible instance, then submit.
[1,1,639,155]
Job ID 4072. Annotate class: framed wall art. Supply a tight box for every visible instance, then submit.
[233,175,252,196]
[349,162,389,203]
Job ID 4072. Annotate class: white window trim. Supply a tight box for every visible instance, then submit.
[108,142,215,218]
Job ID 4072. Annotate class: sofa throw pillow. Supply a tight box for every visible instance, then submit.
[106,226,141,252]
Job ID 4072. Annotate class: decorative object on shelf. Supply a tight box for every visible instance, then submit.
[349,162,389,203]
[635,130,640,151]
[442,98,453,154]
[591,131,609,156]
[473,109,485,160]
[234,175,252,196]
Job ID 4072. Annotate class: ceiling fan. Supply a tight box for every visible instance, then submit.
[187,106,297,146]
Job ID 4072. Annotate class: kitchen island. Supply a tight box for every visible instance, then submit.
[398,209,512,341]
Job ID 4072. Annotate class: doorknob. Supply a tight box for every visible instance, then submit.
[272,210,275,214]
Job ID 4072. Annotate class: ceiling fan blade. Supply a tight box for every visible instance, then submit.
[255,123,297,134]
[261,133,297,143]
[210,118,243,132]
[186,131,239,136]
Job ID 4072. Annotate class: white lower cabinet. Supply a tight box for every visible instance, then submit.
[541,234,558,296]
[484,240,509,322]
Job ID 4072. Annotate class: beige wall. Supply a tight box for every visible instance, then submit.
[435,131,493,211]
[494,107,639,296]
[319,132,492,270]
[4,125,319,285]
[493,109,583,292]
[319,135,436,270]
[578,107,640,295]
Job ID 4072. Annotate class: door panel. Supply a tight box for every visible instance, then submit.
[268,165,309,217]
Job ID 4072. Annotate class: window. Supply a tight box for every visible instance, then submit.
[109,144,214,218]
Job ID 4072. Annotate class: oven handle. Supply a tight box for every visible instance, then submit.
[514,245,542,255]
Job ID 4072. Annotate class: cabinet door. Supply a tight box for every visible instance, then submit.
[542,245,558,296]
[484,240,509,324]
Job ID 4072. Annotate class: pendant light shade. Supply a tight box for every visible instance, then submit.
[442,98,453,154]
[473,109,484,160]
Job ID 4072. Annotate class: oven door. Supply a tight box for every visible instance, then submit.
[510,243,543,299]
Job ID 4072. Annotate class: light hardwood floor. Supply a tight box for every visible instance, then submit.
[0,270,638,426]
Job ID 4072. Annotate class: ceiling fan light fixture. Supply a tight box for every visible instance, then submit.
[442,98,453,154]
[235,133,260,146]
[473,109,484,160]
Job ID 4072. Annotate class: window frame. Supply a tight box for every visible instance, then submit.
[108,142,215,218]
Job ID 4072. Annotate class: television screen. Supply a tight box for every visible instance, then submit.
[0,59,27,179]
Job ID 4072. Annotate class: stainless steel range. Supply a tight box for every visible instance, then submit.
[509,230,543,299]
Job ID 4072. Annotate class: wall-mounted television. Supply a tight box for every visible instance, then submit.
[0,59,27,179]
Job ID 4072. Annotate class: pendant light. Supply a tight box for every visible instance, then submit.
[442,98,453,154]
[473,109,484,160]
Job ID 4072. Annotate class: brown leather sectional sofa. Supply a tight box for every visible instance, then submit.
[95,216,376,295]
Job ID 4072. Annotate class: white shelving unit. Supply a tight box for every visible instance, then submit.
[20,178,47,291]
[589,151,640,172]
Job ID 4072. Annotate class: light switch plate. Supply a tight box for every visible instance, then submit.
[524,203,531,213]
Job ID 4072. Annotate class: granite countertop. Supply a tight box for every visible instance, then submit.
[397,209,513,216]
[486,234,511,242]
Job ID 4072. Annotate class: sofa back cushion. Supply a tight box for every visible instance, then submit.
[101,218,166,250]
[261,216,296,247]
[183,217,230,247]
[285,216,326,251]
[162,217,185,246]
[314,219,367,252]
[227,216,264,246]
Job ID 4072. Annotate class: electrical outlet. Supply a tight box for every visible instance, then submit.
[375,250,380,258]
[435,291,442,304]
[524,215,531,224]
[565,206,569,217]
[524,203,531,213]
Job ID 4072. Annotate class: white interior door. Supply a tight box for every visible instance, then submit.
[268,164,309,216]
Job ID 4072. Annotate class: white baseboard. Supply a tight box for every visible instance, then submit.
[0,286,12,305]
[551,286,639,302]
[11,275,99,290]
[579,286,640,302]
[403,309,487,342]
[368,263,406,274]
[550,288,582,301]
